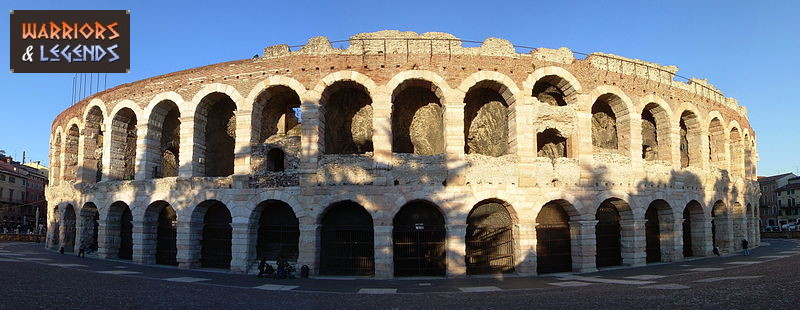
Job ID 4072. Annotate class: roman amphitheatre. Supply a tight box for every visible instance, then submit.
[45,30,759,278]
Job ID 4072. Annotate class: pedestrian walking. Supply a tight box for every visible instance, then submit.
[742,239,750,256]
[78,241,86,258]
[712,246,720,256]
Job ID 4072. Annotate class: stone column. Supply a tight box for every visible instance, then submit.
[515,223,537,276]
[297,223,317,275]
[100,117,113,181]
[574,109,595,185]
[229,222,250,273]
[178,116,197,178]
[132,219,147,264]
[446,224,466,277]
[371,88,392,172]
[136,218,157,265]
[694,218,713,256]
[176,221,199,269]
[515,104,537,187]
[569,220,598,273]
[97,221,118,259]
[664,218,684,262]
[443,91,466,186]
[620,219,646,266]
[373,225,393,279]
[233,108,253,178]
[134,123,150,180]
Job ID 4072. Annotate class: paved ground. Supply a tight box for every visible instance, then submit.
[1,240,799,309]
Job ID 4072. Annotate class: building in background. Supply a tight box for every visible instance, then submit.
[758,172,797,229]
[0,153,48,232]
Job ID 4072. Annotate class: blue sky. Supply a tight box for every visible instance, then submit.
[1,0,797,175]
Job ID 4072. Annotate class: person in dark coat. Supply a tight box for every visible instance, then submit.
[712,246,720,256]
[78,241,86,258]
[742,239,750,256]
[258,257,268,278]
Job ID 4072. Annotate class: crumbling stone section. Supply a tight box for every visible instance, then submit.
[465,87,508,157]
[63,125,80,182]
[323,82,373,154]
[83,107,104,183]
[391,85,444,155]
[46,30,760,279]
[109,108,137,180]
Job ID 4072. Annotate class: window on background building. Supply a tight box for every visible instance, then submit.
[9,177,14,183]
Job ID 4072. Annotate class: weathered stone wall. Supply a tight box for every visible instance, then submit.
[45,31,760,279]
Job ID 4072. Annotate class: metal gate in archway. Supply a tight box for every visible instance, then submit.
[119,208,133,260]
[320,201,374,276]
[156,206,178,266]
[465,201,514,275]
[392,202,446,277]
[683,207,693,257]
[536,204,572,274]
[645,206,661,263]
[595,204,621,268]
[201,203,232,269]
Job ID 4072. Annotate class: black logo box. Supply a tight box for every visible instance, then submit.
[10,10,129,73]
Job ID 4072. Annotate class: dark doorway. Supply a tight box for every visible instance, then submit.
[645,206,661,263]
[63,206,76,252]
[256,201,299,261]
[683,207,693,257]
[465,201,515,275]
[320,201,374,276]
[119,207,133,260]
[392,201,446,277]
[156,206,178,266]
[266,148,285,172]
[595,203,621,268]
[201,202,232,269]
[536,202,572,274]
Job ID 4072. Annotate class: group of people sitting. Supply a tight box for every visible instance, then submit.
[257,256,295,279]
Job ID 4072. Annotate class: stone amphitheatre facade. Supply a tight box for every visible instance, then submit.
[45,31,759,278]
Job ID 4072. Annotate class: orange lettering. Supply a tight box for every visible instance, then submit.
[37,23,49,39]
[21,23,36,39]
[107,22,119,40]
[61,22,73,39]
[94,21,106,39]
[49,22,61,40]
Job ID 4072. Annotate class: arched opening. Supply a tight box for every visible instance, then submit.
[266,148,285,172]
[392,201,446,277]
[83,106,105,182]
[595,200,622,268]
[199,200,232,269]
[679,111,700,168]
[252,86,301,175]
[591,94,628,153]
[708,118,726,170]
[536,200,573,274]
[464,81,511,157]
[744,133,753,178]
[645,200,673,263]
[391,80,444,155]
[537,128,568,160]
[641,103,671,162]
[109,108,138,180]
[195,92,236,177]
[51,133,62,185]
[64,125,80,182]
[732,203,745,250]
[729,128,743,176]
[532,75,576,106]
[255,86,301,142]
[147,100,181,178]
[50,206,61,249]
[156,205,177,265]
[322,81,373,154]
[79,203,99,253]
[319,200,374,276]
[683,200,705,257]
[711,200,729,250]
[62,205,77,252]
[465,200,515,275]
[107,201,133,260]
[254,200,299,262]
